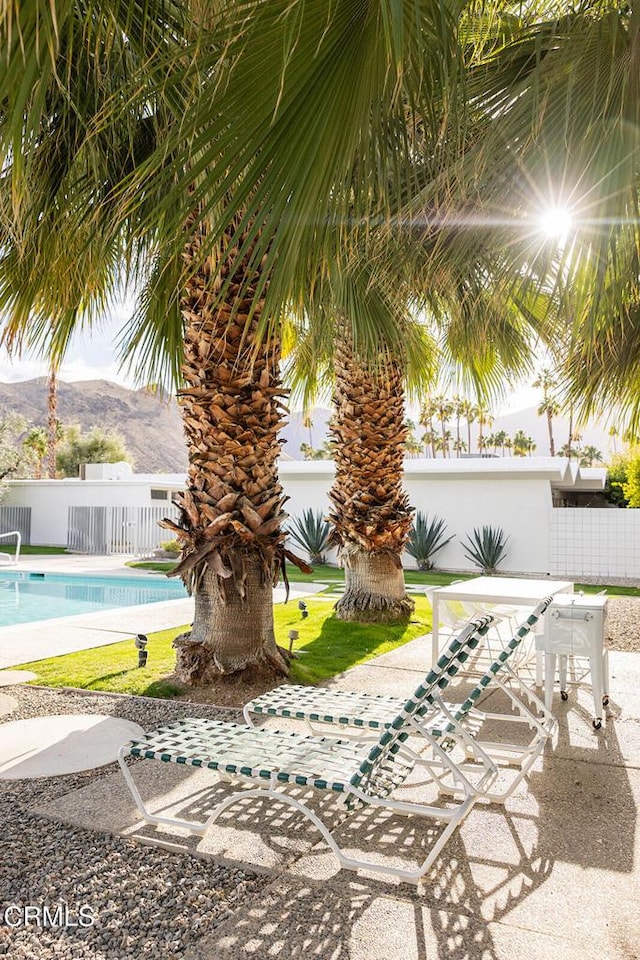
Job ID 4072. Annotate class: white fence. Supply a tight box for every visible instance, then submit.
[0,506,31,545]
[67,505,180,556]
[549,508,640,579]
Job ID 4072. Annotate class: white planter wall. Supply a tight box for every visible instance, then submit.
[550,508,640,579]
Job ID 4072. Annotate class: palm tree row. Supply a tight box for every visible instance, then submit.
[1,0,638,686]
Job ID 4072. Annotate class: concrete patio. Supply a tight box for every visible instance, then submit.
[12,635,639,960]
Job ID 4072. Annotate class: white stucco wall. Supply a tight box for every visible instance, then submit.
[279,458,587,576]
[2,459,610,577]
[2,479,181,546]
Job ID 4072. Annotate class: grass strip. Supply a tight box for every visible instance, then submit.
[18,596,432,698]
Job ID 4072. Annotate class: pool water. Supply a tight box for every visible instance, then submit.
[0,571,188,627]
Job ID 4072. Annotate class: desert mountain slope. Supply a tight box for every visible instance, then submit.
[0,378,188,473]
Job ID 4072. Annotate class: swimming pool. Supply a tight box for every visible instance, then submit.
[0,571,188,627]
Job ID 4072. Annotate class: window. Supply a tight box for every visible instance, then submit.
[150,489,169,501]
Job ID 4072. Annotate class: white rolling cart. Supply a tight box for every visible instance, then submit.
[536,594,610,729]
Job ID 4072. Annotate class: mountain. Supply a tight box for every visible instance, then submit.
[0,378,189,473]
[0,380,334,473]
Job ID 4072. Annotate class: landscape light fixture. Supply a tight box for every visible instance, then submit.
[288,629,299,654]
[298,600,309,619]
[135,633,148,668]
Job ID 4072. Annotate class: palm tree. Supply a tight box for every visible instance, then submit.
[0,1,469,680]
[47,365,59,479]
[452,395,465,454]
[434,396,453,456]
[461,400,476,455]
[421,429,438,458]
[533,369,560,457]
[22,427,48,479]
[512,429,529,457]
[419,398,439,458]
[302,413,314,449]
[579,445,604,467]
[403,420,423,459]
[475,402,494,455]
[493,430,507,456]
[452,437,467,458]
[327,333,414,623]
[435,430,453,458]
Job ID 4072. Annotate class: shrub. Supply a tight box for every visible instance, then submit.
[622,454,640,507]
[605,453,631,507]
[286,509,331,565]
[159,539,181,555]
[462,525,509,574]
[405,512,454,570]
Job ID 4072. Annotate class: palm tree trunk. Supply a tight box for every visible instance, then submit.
[47,366,57,479]
[328,334,414,624]
[547,410,555,456]
[169,221,294,683]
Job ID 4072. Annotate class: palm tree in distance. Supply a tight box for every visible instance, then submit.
[23,428,47,479]
[452,437,467,457]
[47,365,59,479]
[461,400,477,456]
[579,445,604,467]
[476,402,494,455]
[533,369,560,456]
[419,398,439,458]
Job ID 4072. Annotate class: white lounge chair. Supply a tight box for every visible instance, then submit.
[118,618,497,884]
[244,598,555,803]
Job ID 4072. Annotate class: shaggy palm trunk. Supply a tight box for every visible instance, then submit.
[166,222,297,684]
[329,335,414,623]
[47,367,57,479]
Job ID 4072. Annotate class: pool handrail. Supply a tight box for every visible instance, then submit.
[0,531,21,564]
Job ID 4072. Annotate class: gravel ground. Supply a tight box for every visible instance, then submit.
[0,687,268,960]
[603,596,640,652]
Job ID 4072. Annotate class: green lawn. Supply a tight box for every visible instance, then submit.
[3,544,70,556]
[127,559,471,588]
[125,559,640,597]
[19,595,432,697]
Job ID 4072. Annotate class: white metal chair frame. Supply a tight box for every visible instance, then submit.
[244,599,556,804]
[118,618,498,884]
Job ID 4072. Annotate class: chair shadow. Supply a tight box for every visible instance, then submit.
[128,772,555,960]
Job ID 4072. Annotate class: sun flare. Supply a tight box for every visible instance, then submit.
[538,206,573,239]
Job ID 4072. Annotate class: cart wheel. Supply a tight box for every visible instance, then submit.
[560,690,569,702]
[602,695,610,707]
[593,718,602,730]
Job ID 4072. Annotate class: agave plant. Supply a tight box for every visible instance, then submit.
[462,525,509,574]
[287,510,332,566]
[405,512,454,571]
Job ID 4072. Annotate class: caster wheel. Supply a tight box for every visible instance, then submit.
[593,718,602,730]
[560,690,569,702]
[602,695,610,707]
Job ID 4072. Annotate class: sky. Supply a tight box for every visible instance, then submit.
[0,299,542,415]
[0,299,136,388]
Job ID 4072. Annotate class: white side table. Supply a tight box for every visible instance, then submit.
[536,595,610,729]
